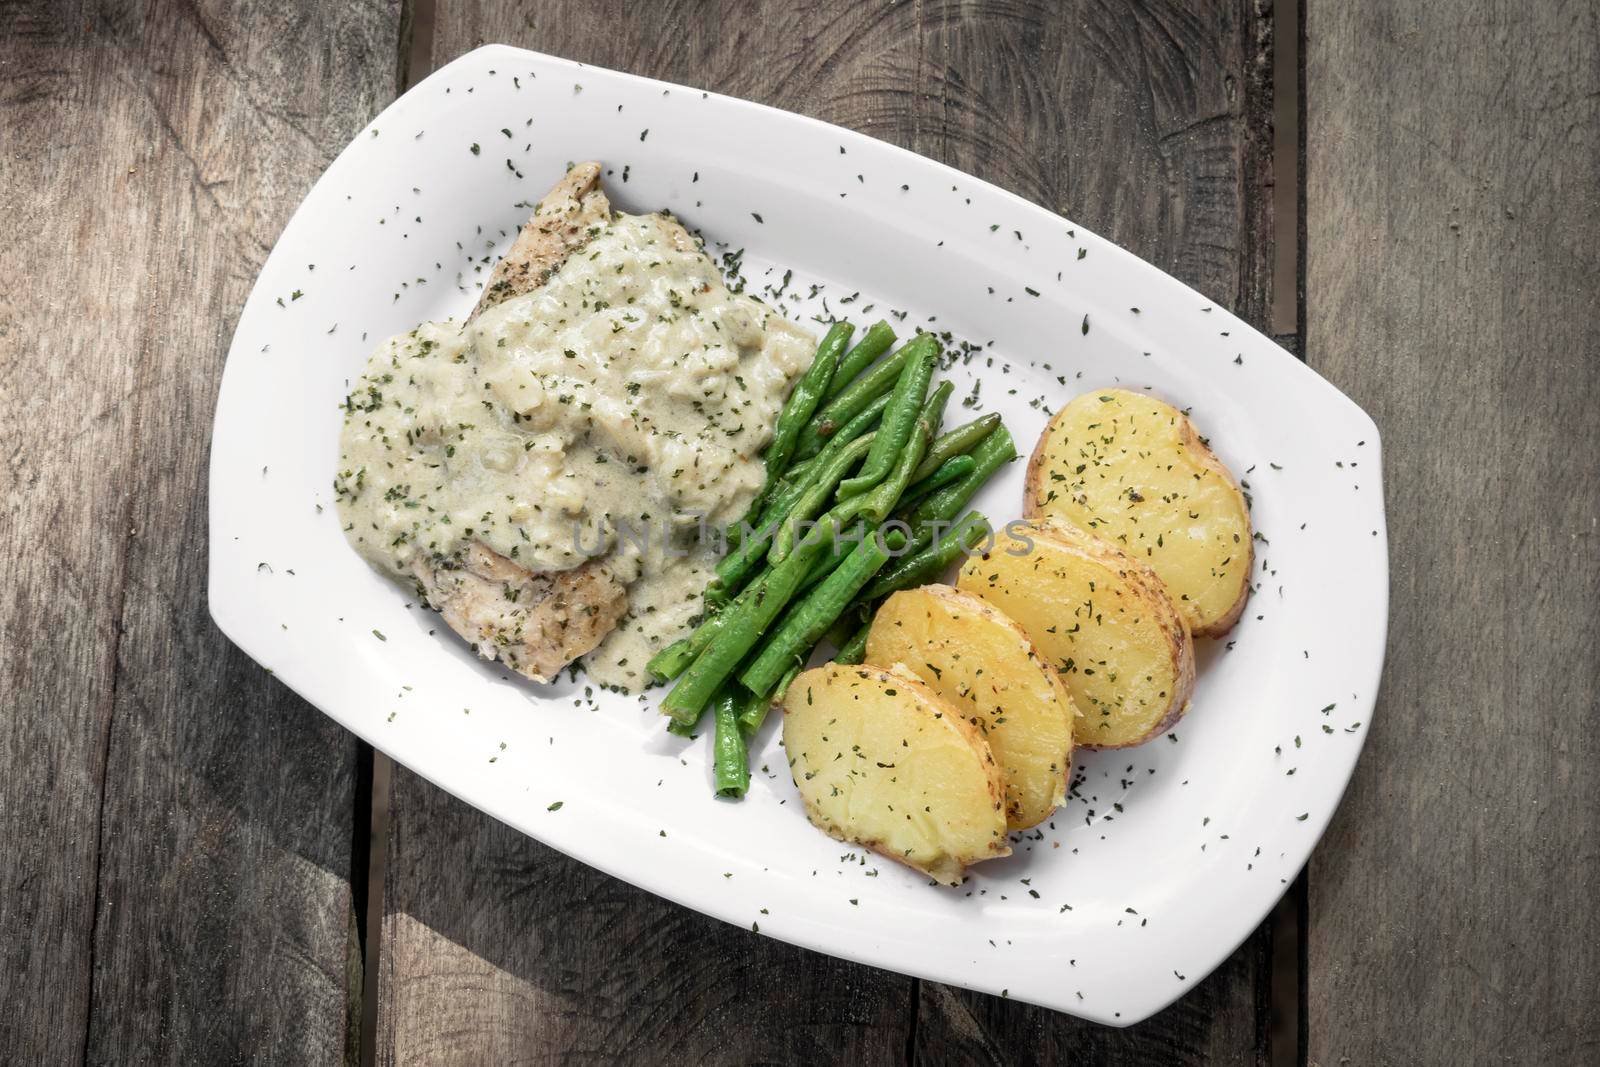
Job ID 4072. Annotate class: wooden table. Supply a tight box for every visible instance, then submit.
[4,2,1595,1063]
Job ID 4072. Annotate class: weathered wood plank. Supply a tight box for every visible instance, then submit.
[378,766,914,1064]
[380,2,1277,1062]
[1304,3,1600,1063]
[913,939,1268,1066]
[0,0,403,1061]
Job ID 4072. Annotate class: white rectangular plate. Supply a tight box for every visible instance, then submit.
[210,45,1386,1026]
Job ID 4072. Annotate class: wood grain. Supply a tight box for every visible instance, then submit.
[1304,2,1600,1063]
[379,2,1279,1063]
[913,945,1268,1066]
[378,769,914,1065]
[0,0,402,1061]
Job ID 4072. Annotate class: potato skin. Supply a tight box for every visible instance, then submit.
[959,519,1196,749]
[1023,388,1252,638]
[782,662,1010,885]
[1165,411,1251,635]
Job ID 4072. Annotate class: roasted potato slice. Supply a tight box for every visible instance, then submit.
[1024,388,1252,636]
[958,520,1195,748]
[782,662,1010,884]
[865,585,1077,830]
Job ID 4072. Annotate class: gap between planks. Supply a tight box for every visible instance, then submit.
[356,5,436,1067]
[354,0,1306,1061]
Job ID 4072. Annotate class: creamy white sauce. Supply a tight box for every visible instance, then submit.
[336,211,813,690]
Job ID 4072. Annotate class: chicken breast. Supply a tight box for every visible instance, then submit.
[406,162,629,683]
[410,540,626,684]
[338,162,813,688]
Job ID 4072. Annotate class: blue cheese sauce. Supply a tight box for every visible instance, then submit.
[335,211,813,690]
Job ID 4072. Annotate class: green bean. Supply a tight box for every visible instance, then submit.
[792,340,913,460]
[706,516,783,610]
[860,511,992,602]
[800,523,905,597]
[680,473,882,679]
[897,425,1017,558]
[815,389,893,455]
[802,391,891,476]
[680,431,1007,686]
[833,620,870,665]
[737,677,784,735]
[742,459,816,542]
[688,447,960,687]
[739,529,897,697]
[898,454,976,510]
[922,379,957,440]
[823,612,859,650]
[712,688,750,797]
[770,433,874,565]
[711,393,891,601]
[771,663,802,703]
[668,525,802,678]
[784,454,819,482]
[827,320,897,400]
[836,336,940,497]
[678,546,792,673]
[801,538,852,592]
[760,392,888,553]
[660,533,833,724]
[745,454,818,534]
[766,321,851,474]
[710,473,821,607]
[909,412,1003,485]
[739,321,853,525]
[648,636,700,682]
[754,524,903,682]
[826,381,948,530]
[666,706,703,736]
[727,454,818,548]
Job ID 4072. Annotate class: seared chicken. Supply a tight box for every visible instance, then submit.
[408,163,626,682]
[341,162,810,687]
